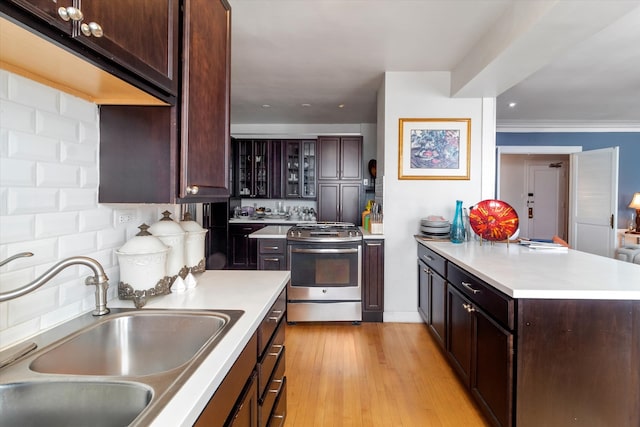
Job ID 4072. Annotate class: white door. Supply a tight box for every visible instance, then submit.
[526,162,567,240]
[569,147,619,257]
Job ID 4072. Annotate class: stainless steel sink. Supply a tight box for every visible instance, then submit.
[0,381,152,427]
[0,308,244,426]
[31,311,229,376]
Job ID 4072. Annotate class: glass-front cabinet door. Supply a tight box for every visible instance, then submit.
[301,140,316,198]
[235,139,268,198]
[285,140,316,199]
[285,142,301,197]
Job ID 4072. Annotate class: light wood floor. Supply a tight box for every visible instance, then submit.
[284,322,490,427]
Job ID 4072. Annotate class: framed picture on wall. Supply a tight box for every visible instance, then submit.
[398,118,471,180]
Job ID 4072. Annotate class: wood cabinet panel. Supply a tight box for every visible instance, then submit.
[180,0,231,199]
[317,136,362,181]
[340,136,363,180]
[5,0,74,34]
[3,0,179,97]
[98,0,230,203]
[75,0,179,94]
[363,239,384,322]
[229,224,264,270]
[447,285,473,386]
[516,299,639,427]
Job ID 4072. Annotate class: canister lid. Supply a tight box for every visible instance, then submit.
[149,210,185,236]
[179,211,206,232]
[117,224,168,254]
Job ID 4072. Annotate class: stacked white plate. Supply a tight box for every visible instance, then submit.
[420,216,450,238]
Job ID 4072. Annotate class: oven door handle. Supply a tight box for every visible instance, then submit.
[290,247,359,254]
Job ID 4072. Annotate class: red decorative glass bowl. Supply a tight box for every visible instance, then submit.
[469,199,519,241]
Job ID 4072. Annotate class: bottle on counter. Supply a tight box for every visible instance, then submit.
[450,200,466,244]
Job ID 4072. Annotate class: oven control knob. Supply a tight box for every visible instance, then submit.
[296,231,302,237]
[322,289,327,293]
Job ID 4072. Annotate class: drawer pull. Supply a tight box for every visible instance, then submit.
[268,310,284,322]
[423,254,435,261]
[462,281,481,294]
[264,246,280,250]
[268,344,284,357]
[264,258,280,262]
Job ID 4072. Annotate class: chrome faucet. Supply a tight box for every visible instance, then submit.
[0,252,110,316]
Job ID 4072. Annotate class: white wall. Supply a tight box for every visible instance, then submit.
[0,70,178,350]
[380,72,496,322]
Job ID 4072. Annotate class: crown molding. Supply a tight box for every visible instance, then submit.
[496,120,640,133]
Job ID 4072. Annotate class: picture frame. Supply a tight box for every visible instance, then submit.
[398,118,471,180]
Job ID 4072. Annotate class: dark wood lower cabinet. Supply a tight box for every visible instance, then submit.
[257,239,287,271]
[363,239,384,322]
[418,241,640,427]
[516,299,639,427]
[195,289,287,427]
[229,224,265,269]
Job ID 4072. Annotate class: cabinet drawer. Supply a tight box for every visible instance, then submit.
[258,288,287,356]
[258,319,285,398]
[417,244,446,277]
[260,349,286,427]
[448,263,514,330]
[259,239,286,254]
[267,377,286,427]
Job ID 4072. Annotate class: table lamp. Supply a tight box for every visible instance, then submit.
[629,192,640,233]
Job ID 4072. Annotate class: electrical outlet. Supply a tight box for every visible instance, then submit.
[363,178,369,186]
[116,209,136,224]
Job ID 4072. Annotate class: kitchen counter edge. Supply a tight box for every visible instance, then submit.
[416,237,640,300]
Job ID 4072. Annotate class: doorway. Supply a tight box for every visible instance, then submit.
[496,146,581,241]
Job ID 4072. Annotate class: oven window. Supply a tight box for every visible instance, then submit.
[315,259,349,284]
[290,246,359,287]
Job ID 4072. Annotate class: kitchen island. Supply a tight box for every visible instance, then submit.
[416,238,640,427]
[111,270,289,426]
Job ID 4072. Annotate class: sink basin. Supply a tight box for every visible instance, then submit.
[31,310,230,376]
[0,381,152,427]
[0,308,243,426]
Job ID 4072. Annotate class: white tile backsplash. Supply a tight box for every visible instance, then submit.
[36,162,81,187]
[0,99,37,133]
[0,158,36,186]
[0,69,175,350]
[0,214,35,244]
[7,130,59,161]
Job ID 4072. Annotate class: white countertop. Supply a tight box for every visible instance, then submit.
[111,270,289,426]
[249,224,385,240]
[417,238,640,300]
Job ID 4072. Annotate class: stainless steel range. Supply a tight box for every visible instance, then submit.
[286,222,363,323]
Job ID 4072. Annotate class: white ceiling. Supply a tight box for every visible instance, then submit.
[228,0,640,129]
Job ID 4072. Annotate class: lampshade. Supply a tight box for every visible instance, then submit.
[629,193,640,209]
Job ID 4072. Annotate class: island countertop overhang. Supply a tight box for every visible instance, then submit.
[416,238,640,300]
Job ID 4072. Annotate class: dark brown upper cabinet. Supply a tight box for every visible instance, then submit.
[99,0,231,203]
[1,0,179,100]
[317,136,363,181]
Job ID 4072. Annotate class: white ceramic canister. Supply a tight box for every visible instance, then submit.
[149,210,187,279]
[179,211,208,272]
[115,224,169,291]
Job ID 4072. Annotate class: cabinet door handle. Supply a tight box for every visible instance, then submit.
[186,185,199,195]
[462,303,476,313]
[462,281,481,294]
[80,21,104,37]
[58,6,84,21]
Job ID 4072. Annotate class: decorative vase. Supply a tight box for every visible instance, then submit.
[450,200,466,244]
